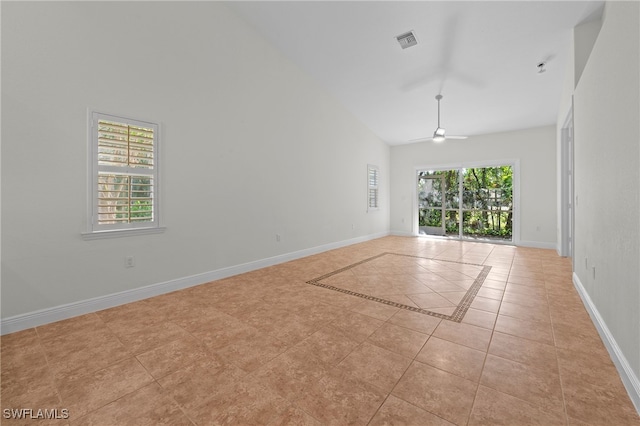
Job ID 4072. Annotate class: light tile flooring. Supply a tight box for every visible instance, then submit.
[2,236,639,425]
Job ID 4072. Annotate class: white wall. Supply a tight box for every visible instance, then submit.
[389,126,557,247]
[572,0,640,399]
[1,2,389,321]
[574,15,603,89]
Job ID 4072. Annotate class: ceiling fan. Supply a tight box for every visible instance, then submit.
[410,94,468,143]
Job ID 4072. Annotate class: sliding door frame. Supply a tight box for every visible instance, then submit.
[413,159,521,245]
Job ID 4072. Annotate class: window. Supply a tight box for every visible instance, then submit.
[367,164,379,211]
[85,111,162,238]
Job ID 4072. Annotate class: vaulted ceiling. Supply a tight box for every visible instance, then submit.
[227,1,604,145]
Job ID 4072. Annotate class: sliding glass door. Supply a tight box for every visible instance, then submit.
[462,166,513,240]
[417,165,513,242]
[417,171,459,237]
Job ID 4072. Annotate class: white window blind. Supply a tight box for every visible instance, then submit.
[368,164,379,211]
[87,112,160,235]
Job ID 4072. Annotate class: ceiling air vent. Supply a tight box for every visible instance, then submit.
[396,31,417,49]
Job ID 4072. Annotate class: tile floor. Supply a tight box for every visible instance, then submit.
[2,236,639,425]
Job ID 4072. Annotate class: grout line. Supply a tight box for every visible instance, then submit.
[466,243,506,425]
[545,272,571,425]
[70,360,158,423]
[32,327,68,414]
[370,325,451,425]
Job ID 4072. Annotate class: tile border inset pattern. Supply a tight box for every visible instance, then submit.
[306,252,491,322]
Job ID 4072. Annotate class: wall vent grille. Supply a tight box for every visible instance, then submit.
[396,31,417,49]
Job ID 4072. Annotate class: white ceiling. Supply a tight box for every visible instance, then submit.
[227,1,604,145]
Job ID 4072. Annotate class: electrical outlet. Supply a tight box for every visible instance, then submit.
[276,234,281,242]
[125,256,135,268]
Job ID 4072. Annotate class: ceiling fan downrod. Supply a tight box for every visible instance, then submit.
[433,94,446,142]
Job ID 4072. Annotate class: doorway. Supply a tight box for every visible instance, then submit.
[560,106,575,261]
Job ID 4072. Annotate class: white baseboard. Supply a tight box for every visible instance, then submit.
[0,231,390,335]
[518,240,557,250]
[573,272,640,413]
[390,230,415,237]
[389,231,557,250]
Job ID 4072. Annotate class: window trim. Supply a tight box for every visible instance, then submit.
[367,164,380,212]
[83,110,164,239]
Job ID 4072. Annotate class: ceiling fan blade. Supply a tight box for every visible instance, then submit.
[408,135,468,143]
[408,136,434,143]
